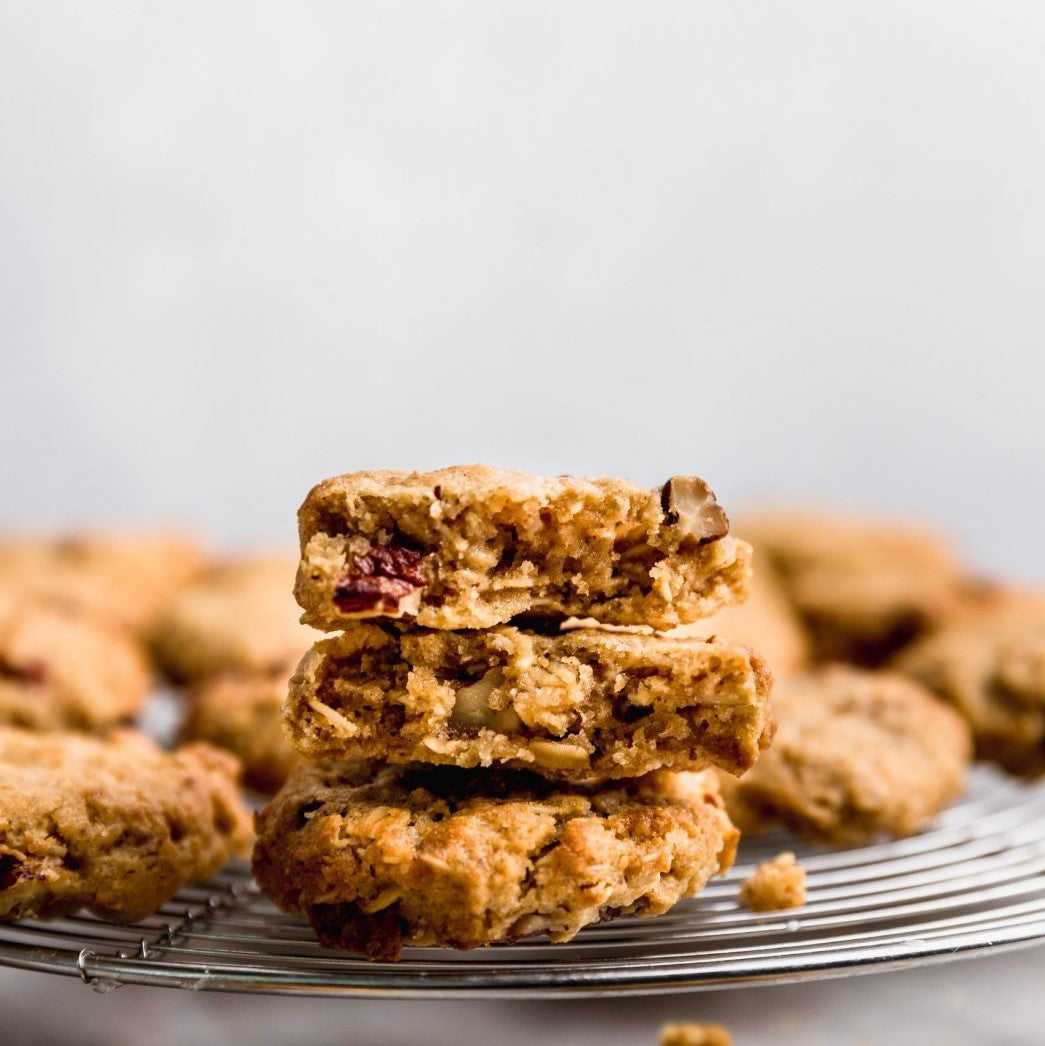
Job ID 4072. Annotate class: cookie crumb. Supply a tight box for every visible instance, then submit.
[739,851,806,912]
[659,1022,733,1046]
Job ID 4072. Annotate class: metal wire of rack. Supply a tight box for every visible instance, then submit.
[2,765,1044,998]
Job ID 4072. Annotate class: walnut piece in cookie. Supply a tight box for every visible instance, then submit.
[0,727,251,923]
[719,666,971,844]
[739,852,806,912]
[252,762,738,959]
[283,623,773,779]
[295,465,751,631]
[0,594,150,731]
[659,1023,733,1046]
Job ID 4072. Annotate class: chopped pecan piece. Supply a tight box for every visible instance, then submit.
[332,544,426,617]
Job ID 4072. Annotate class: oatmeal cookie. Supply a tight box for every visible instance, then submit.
[720,666,970,844]
[181,671,299,793]
[0,530,207,635]
[894,593,1045,774]
[295,466,751,631]
[252,761,738,959]
[151,555,320,683]
[0,727,251,923]
[284,624,773,779]
[0,594,150,731]
[743,510,963,666]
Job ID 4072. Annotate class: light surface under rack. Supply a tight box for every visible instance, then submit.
[2,766,1045,998]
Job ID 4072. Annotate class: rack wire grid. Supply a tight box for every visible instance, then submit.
[2,765,1045,998]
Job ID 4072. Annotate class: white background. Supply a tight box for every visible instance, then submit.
[2,2,1044,576]
[2,3,1044,1042]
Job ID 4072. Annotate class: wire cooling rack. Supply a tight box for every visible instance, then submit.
[2,766,1045,998]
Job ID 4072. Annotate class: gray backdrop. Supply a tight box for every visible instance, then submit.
[1,2,1043,1042]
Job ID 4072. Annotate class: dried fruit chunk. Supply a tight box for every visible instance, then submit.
[332,544,426,617]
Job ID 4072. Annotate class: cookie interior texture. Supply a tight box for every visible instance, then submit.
[0,728,252,923]
[252,761,738,959]
[295,465,751,631]
[718,665,971,844]
[284,624,773,779]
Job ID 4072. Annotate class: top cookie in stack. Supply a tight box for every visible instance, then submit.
[294,465,751,631]
[286,465,772,781]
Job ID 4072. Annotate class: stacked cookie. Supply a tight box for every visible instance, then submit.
[253,466,774,959]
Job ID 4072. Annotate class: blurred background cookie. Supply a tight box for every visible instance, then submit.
[0,594,150,731]
[0,531,208,637]
[718,665,971,844]
[151,554,320,684]
[179,670,299,794]
[742,510,964,667]
[894,590,1045,775]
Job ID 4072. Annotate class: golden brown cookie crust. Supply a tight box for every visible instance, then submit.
[151,555,319,683]
[295,465,751,631]
[284,624,773,779]
[0,728,251,923]
[0,595,150,731]
[894,593,1045,774]
[181,672,299,793]
[252,761,738,959]
[721,666,971,844]
[743,510,963,666]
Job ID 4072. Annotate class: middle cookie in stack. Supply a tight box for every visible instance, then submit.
[254,466,773,959]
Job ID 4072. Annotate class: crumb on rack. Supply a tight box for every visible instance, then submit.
[738,851,807,912]
[659,1022,733,1046]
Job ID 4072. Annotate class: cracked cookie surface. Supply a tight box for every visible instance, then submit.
[284,624,773,779]
[718,665,971,844]
[252,761,738,959]
[0,727,251,923]
[295,465,751,631]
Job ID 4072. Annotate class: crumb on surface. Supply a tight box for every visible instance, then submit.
[738,851,806,912]
[659,1022,733,1046]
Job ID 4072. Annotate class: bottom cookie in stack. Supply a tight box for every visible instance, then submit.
[252,760,738,960]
